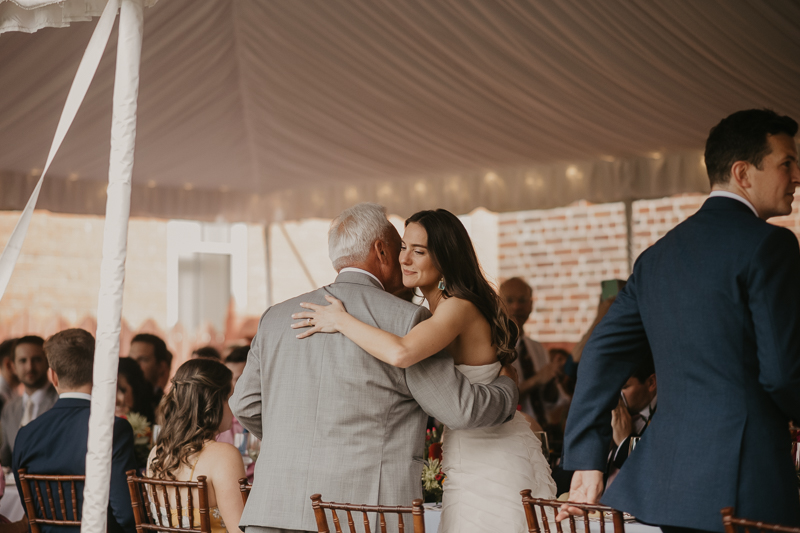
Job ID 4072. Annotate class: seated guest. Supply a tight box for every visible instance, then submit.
[606,349,657,487]
[223,346,248,390]
[192,346,222,361]
[0,336,58,466]
[12,329,136,533]
[0,339,20,412]
[116,357,156,425]
[147,359,244,533]
[129,334,172,406]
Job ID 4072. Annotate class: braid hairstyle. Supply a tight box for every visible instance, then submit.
[149,359,232,480]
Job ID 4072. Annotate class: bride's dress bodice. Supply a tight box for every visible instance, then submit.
[454,361,502,384]
[439,361,556,532]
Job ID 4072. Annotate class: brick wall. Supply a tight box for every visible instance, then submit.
[500,191,800,343]
[498,201,629,342]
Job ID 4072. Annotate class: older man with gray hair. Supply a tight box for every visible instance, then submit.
[231,203,519,533]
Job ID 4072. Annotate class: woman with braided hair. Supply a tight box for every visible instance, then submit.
[147,359,245,533]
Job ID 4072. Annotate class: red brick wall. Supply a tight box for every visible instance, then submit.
[501,192,800,343]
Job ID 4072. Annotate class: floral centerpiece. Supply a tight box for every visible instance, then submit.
[125,412,153,467]
[422,426,444,503]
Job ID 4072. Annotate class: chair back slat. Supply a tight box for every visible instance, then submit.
[362,508,372,533]
[44,481,57,519]
[238,478,251,505]
[721,507,800,533]
[126,469,213,533]
[70,480,78,520]
[174,485,183,525]
[309,494,425,533]
[520,491,626,533]
[161,484,173,528]
[18,469,85,531]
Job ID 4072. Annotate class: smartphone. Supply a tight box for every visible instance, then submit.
[601,279,626,302]
[620,390,629,409]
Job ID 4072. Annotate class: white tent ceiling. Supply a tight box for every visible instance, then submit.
[1,0,799,222]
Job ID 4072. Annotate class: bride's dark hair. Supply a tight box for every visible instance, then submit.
[406,209,516,365]
[149,359,232,480]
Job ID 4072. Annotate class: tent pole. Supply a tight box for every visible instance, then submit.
[81,1,143,533]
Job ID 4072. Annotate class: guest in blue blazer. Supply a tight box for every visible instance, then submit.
[12,329,136,533]
[559,109,800,533]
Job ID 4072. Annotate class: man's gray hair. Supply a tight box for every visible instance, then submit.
[329,203,395,271]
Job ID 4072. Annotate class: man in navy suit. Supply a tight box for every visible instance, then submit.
[12,329,136,533]
[559,109,800,533]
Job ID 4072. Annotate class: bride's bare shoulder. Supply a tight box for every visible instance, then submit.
[437,296,484,319]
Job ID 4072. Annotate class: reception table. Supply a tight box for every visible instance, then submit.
[422,503,662,533]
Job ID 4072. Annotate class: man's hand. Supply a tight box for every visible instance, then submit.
[499,364,518,385]
[555,470,604,521]
[611,398,632,446]
[519,360,559,393]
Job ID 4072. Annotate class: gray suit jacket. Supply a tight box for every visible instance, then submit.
[0,383,58,465]
[230,271,518,532]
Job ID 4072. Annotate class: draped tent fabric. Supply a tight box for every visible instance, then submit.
[0,0,798,222]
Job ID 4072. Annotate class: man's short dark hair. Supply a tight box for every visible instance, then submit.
[225,345,250,364]
[13,336,45,361]
[131,333,172,366]
[0,339,17,363]
[44,329,95,388]
[193,346,222,360]
[630,346,655,383]
[705,109,798,187]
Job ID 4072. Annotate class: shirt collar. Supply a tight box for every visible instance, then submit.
[23,386,49,405]
[338,267,385,290]
[639,394,657,419]
[709,191,759,217]
[59,392,91,401]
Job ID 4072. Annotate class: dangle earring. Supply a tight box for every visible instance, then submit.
[438,278,446,291]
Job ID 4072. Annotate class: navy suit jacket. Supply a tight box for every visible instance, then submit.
[564,197,800,532]
[12,398,137,533]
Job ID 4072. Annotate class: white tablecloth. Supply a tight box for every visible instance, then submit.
[423,504,661,533]
[0,472,23,522]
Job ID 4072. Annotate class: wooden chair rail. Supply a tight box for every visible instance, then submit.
[521,490,626,533]
[721,507,800,533]
[310,493,425,533]
[126,469,212,533]
[18,468,86,533]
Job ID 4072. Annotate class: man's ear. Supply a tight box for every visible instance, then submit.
[374,239,389,264]
[48,368,59,389]
[646,374,657,394]
[730,160,752,189]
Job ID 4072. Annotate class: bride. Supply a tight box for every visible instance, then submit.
[292,208,556,532]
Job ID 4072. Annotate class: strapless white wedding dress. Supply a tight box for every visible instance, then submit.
[439,362,557,532]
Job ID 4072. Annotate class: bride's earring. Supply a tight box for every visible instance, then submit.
[438,278,446,291]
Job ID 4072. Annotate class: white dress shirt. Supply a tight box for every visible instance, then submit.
[339,267,385,290]
[21,387,52,424]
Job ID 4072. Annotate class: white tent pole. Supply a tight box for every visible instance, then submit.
[81,1,143,532]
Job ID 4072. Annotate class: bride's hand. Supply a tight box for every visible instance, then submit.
[291,295,347,339]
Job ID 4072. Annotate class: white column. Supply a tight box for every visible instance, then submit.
[81,1,143,532]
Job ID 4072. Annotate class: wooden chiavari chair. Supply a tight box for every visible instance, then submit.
[722,507,800,533]
[310,493,425,533]
[521,490,626,533]
[126,469,212,533]
[18,469,84,533]
[238,478,251,505]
